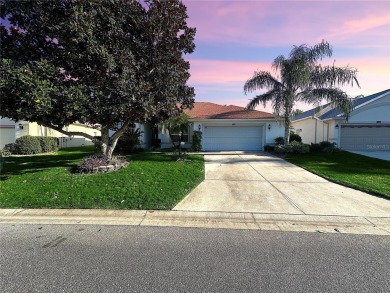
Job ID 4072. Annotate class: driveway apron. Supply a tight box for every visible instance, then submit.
[173,152,390,217]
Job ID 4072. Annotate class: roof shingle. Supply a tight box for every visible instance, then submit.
[184,102,274,119]
[293,89,390,121]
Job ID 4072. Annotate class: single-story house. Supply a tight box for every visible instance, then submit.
[0,117,101,149]
[292,89,390,151]
[138,102,284,151]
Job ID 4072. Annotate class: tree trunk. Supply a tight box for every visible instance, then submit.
[284,114,290,145]
[99,125,127,160]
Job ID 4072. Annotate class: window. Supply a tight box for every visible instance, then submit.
[171,126,189,143]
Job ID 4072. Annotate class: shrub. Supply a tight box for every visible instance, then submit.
[116,128,143,154]
[310,143,321,152]
[14,135,42,155]
[289,133,302,143]
[319,141,334,149]
[0,149,12,156]
[191,131,202,152]
[274,136,284,145]
[38,137,59,153]
[76,155,109,173]
[275,141,310,154]
[76,155,128,173]
[310,141,340,153]
[263,145,275,152]
[3,143,17,154]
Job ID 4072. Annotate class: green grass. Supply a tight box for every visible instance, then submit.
[0,147,204,210]
[285,151,390,199]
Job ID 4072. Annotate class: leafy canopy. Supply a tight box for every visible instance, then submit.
[0,0,196,157]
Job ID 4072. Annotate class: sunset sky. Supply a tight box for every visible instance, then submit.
[183,0,390,112]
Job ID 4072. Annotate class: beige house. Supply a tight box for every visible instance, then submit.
[292,89,390,151]
[0,117,101,149]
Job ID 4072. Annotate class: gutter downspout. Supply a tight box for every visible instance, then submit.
[323,121,330,142]
[312,116,322,143]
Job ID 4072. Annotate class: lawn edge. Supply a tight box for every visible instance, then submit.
[286,159,390,200]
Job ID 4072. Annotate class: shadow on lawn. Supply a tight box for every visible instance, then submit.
[0,148,95,179]
[128,153,203,163]
[0,150,202,181]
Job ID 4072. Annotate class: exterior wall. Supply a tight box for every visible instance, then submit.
[292,118,341,144]
[0,118,16,149]
[0,117,100,149]
[135,123,152,148]
[348,94,390,123]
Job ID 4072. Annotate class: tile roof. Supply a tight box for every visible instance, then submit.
[293,89,390,121]
[184,102,274,119]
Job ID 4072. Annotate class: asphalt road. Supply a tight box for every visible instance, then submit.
[1,224,389,293]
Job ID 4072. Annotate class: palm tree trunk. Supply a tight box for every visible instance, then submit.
[284,114,290,145]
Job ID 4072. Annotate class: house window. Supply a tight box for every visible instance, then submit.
[171,126,189,143]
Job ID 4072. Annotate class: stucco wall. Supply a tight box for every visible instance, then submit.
[348,93,390,123]
[292,118,339,144]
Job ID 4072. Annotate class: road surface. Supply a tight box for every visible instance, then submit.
[1,224,389,292]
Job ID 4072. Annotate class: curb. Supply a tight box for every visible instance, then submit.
[0,209,389,235]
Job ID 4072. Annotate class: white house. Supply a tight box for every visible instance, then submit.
[292,89,390,151]
[0,118,101,149]
[137,102,284,151]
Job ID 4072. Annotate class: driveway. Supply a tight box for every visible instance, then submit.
[174,152,390,217]
[349,150,390,161]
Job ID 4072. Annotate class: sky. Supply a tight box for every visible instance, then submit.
[182,0,390,112]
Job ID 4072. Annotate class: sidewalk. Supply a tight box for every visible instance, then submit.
[1,208,389,235]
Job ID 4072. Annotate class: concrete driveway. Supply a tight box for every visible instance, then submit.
[349,151,390,161]
[174,152,390,217]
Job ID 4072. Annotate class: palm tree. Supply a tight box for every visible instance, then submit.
[244,41,359,144]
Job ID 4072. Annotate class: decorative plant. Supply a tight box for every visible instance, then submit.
[191,131,202,152]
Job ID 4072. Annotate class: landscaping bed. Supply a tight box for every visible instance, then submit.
[0,147,204,210]
[286,151,390,199]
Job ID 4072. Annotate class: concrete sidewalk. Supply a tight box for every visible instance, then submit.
[0,208,389,235]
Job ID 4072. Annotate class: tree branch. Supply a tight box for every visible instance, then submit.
[42,124,95,141]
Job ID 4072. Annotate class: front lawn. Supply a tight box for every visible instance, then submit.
[0,147,204,209]
[286,151,390,199]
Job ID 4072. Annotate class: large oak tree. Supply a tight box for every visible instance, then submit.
[0,0,196,159]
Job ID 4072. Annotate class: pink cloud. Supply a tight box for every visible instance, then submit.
[184,0,390,48]
[188,59,272,85]
[322,12,390,47]
[188,54,389,112]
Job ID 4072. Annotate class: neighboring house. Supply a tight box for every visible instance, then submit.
[292,89,390,151]
[137,102,284,151]
[0,117,101,149]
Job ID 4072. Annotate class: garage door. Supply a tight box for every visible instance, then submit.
[340,125,390,151]
[203,126,263,151]
[0,126,16,149]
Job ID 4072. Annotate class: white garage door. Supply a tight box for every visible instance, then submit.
[203,126,263,151]
[0,126,16,149]
[340,125,390,151]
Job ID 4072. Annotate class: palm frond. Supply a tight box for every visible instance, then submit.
[298,88,353,115]
[246,88,284,113]
[243,71,282,94]
[272,55,285,72]
[310,64,360,88]
[308,40,333,62]
[290,40,332,65]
